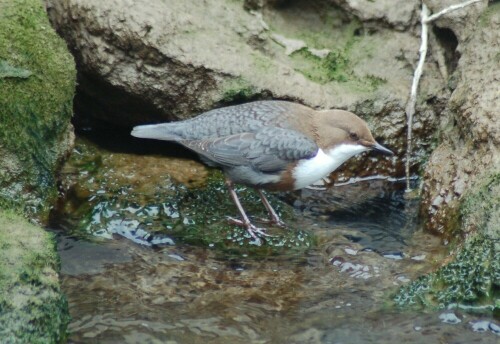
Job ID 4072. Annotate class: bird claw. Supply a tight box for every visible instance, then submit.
[227,217,274,239]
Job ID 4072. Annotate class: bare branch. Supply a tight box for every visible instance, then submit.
[424,0,482,23]
[404,0,482,192]
[405,4,429,192]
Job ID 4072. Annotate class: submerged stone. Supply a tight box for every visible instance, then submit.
[395,174,500,314]
[54,137,314,254]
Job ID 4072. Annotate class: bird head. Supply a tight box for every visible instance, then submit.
[315,109,394,156]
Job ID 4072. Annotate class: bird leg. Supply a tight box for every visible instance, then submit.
[257,189,286,228]
[225,179,270,239]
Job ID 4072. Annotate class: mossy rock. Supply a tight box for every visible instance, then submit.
[219,77,261,104]
[0,0,75,341]
[291,48,350,84]
[55,137,314,255]
[155,173,314,255]
[0,211,69,343]
[395,174,500,314]
[0,0,76,219]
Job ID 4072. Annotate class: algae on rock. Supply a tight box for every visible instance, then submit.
[0,211,69,343]
[0,0,76,220]
[54,136,313,254]
[0,0,76,342]
[395,174,500,314]
[397,1,500,315]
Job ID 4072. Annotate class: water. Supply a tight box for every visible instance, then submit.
[50,132,499,343]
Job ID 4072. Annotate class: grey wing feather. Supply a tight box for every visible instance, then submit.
[176,101,298,139]
[131,101,308,141]
[181,127,318,172]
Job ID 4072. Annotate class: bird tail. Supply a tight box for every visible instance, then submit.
[131,123,182,141]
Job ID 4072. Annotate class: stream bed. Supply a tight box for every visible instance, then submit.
[50,131,499,343]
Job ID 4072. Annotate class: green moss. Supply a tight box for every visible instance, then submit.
[394,235,498,312]
[291,47,349,84]
[460,173,500,237]
[0,0,76,218]
[289,42,386,91]
[323,50,350,82]
[220,77,260,104]
[394,174,500,314]
[0,1,74,340]
[365,74,387,88]
[162,172,315,255]
[0,210,69,343]
[55,138,315,255]
[478,1,500,28]
[281,14,366,86]
[252,53,274,73]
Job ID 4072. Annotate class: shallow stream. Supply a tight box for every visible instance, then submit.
[50,130,499,343]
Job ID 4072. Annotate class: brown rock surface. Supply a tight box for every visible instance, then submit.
[45,0,451,176]
[421,3,499,236]
[44,0,497,239]
[329,0,420,30]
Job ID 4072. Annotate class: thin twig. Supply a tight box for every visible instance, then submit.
[405,3,429,192]
[424,0,482,23]
[404,0,482,192]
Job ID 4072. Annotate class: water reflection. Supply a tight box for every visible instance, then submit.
[57,228,498,343]
[51,134,499,343]
[291,177,419,255]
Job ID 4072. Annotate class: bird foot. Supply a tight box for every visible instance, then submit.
[227,217,273,239]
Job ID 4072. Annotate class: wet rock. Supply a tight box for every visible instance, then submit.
[0,0,76,220]
[439,312,461,324]
[0,0,75,342]
[58,236,133,276]
[470,320,491,333]
[422,3,500,237]
[329,0,420,30]
[0,211,69,343]
[426,0,487,43]
[490,322,500,335]
[408,4,499,312]
[45,0,448,176]
[54,137,313,252]
[395,234,499,311]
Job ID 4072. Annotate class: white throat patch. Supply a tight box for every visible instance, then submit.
[292,144,368,190]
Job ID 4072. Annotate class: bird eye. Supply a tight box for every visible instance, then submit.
[349,132,359,141]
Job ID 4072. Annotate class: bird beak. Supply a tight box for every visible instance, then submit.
[371,142,394,155]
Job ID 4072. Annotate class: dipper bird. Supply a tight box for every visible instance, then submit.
[131,101,393,239]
